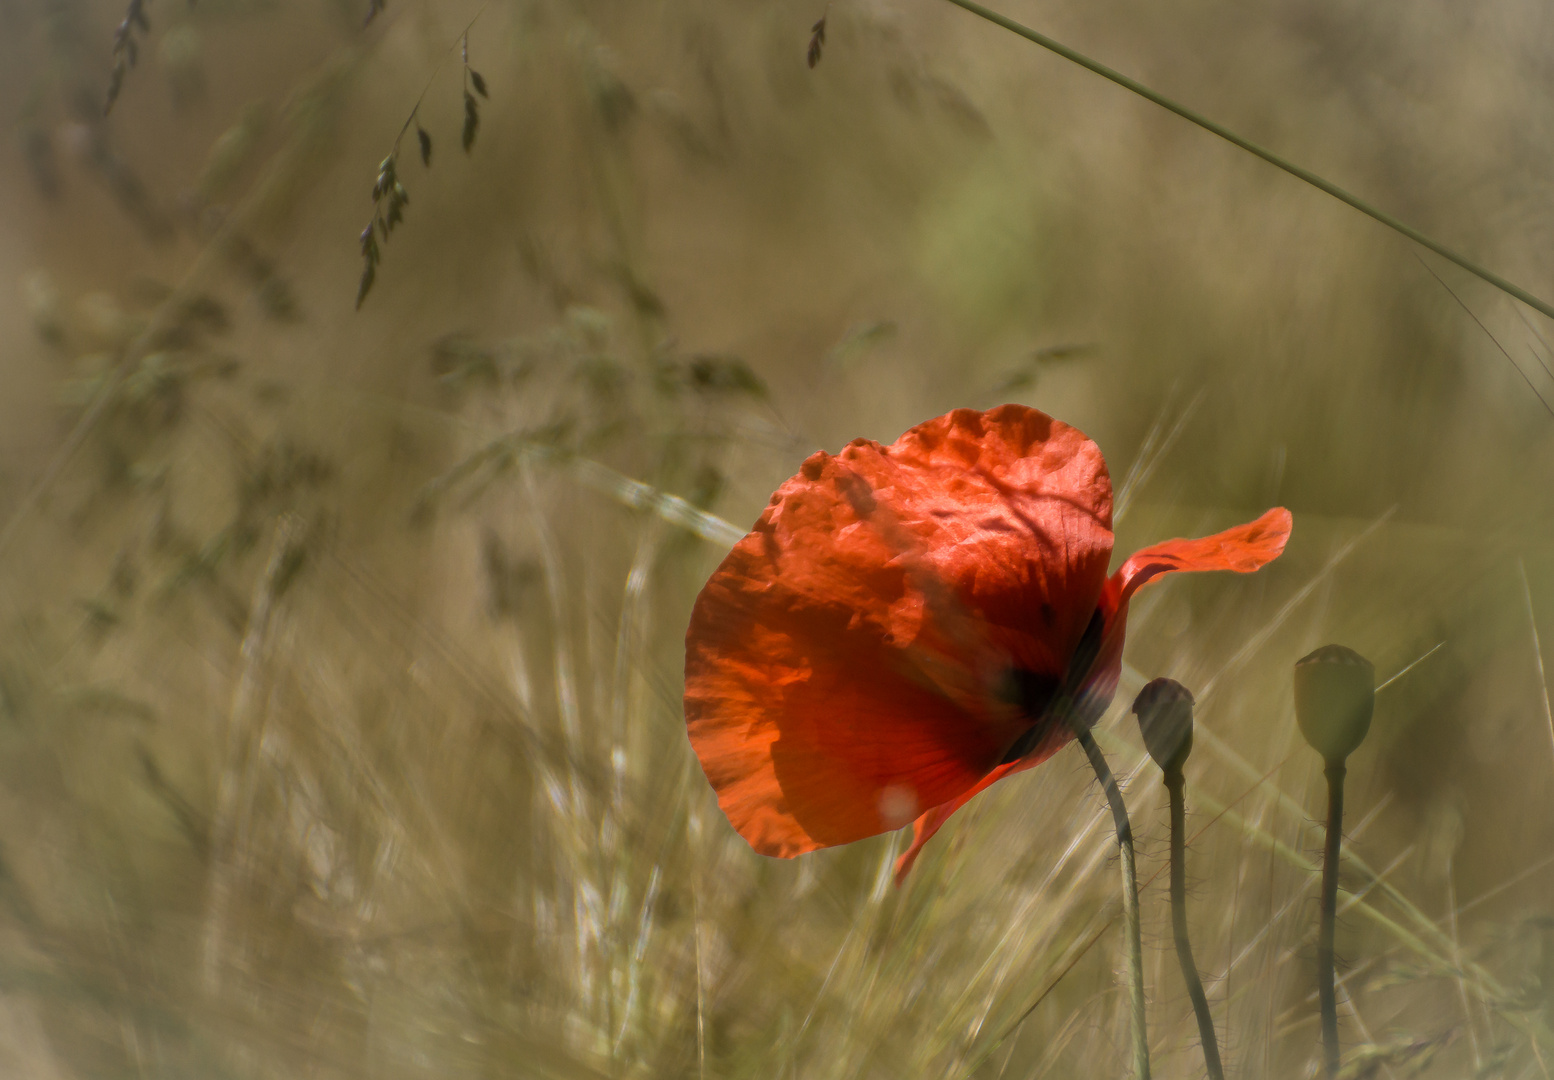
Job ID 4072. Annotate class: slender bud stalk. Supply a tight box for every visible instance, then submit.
[1293,645,1374,1078]
[1317,760,1345,1077]
[1069,719,1150,1080]
[1134,678,1223,1080]
[1164,766,1225,1080]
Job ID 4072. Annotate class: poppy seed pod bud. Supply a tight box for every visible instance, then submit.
[1294,644,1374,762]
[1133,677,1195,773]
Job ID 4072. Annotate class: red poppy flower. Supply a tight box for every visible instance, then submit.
[684,405,1291,884]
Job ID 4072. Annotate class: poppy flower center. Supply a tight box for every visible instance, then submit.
[1001,668,1062,719]
[997,674,1059,764]
[997,608,1107,764]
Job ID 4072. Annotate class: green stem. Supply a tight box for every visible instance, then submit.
[1319,760,1346,1077]
[937,0,1554,323]
[1165,768,1225,1080]
[1071,720,1150,1080]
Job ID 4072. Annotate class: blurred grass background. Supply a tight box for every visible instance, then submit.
[4,0,1554,1075]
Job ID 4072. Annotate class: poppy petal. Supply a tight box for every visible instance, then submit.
[1078,504,1294,719]
[685,405,1116,858]
[891,729,1067,884]
[1106,506,1294,611]
[894,506,1292,883]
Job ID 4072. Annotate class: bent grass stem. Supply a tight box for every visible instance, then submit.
[936,0,1554,324]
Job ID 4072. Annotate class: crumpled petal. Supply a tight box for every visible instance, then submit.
[891,506,1292,884]
[685,405,1115,857]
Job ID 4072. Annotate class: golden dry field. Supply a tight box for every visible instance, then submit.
[3,0,1554,1076]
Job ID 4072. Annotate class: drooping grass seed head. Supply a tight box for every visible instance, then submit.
[1132,677,1195,773]
[1294,644,1374,763]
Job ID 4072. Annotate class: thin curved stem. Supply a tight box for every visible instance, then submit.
[390,4,492,153]
[936,0,1554,323]
[1070,720,1150,1080]
[1165,768,1225,1080]
[1318,760,1346,1077]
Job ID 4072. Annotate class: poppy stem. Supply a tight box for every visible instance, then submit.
[1164,766,1226,1080]
[1069,720,1151,1080]
[1318,759,1346,1078]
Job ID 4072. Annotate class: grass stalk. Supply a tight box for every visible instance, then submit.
[201,514,305,991]
[937,0,1554,323]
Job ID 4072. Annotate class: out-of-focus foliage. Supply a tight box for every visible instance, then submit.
[2,0,1554,1076]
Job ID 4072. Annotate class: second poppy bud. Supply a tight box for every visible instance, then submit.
[1133,677,1195,773]
[1294,644,1375,763]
